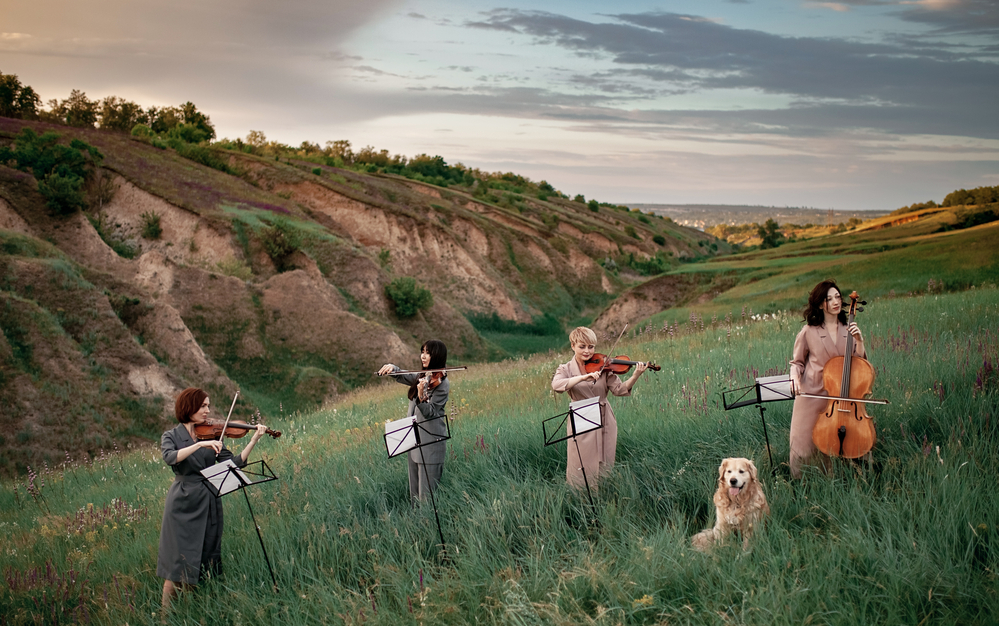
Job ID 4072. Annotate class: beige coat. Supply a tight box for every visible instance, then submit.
[788,323,867,477]
[551,359,631,489]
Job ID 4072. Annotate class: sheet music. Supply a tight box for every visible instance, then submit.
[756,375,795,402]
[385,416,417,457]
[200,459,251,496]
[569,397,601,434]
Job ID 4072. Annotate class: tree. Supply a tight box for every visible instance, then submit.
[179,101,215,140]
[325,139,353,164]
[587,199,599,213]
[246,130,268,148]
[757,218,784,249]
[44,90,99,127]
[99,96,148,132]
[0,72,41,119]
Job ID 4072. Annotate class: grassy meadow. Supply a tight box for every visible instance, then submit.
[1,287,997,625]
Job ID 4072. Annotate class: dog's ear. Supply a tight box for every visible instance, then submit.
[718,458,730,482]
[747,459,758,482]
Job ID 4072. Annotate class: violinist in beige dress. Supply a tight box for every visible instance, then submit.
[788,280,867,478]
[551,327,647,489]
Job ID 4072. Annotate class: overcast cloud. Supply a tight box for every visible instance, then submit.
[1,0,996,210]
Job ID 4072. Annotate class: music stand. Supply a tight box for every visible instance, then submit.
[722,375,795,471]
[542,397,602,508]
[201,459,279,589]
[383,414,452,557]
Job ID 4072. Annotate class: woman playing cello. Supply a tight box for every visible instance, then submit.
[788,280,868,478]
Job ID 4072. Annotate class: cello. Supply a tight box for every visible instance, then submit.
[810,291,878,458]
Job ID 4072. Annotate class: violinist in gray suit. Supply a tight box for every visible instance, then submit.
[789,280,867,478]
[157,388,269,612]
[378,340,450,503]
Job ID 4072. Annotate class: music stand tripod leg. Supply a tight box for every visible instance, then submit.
[418,442,448,561]
[756,403,775,472]
[239,475,278,591]
[569,409,596,512]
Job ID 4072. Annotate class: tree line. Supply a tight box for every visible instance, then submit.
[0,70,215,140]
[1,71,667,227]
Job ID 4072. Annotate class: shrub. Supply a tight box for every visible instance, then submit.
[312,167,322,176]
[0,128,102,215]
[652,234,666,246]
[38,172,87,215]
[259,218,302,271]
[588,199,599,213]
[140,211,162,240]
[130,124,155,139]
[385,277,433,318]
[625,225,638,239]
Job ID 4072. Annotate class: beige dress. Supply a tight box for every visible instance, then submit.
[551,359,631,489]
[788,323,867,477]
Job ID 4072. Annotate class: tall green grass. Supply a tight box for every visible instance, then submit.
[1,288,996,624]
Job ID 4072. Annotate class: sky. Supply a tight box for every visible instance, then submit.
[1,0,998,211]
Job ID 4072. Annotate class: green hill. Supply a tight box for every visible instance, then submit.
[0,116,721,475]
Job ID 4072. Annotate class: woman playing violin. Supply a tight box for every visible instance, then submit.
[157,388,269,612]
[788,280,867,478]
[551,327,647,489]
[378,340,450,504]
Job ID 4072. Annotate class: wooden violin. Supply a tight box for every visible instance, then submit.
[194,418,282,441]
[583,354,660,375]
[811,291,876,458]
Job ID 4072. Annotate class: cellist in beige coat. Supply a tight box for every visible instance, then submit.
[788,280,867,478]
[552,327,647,489]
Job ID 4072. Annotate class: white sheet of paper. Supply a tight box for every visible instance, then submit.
[200,459,251,496]
[569,397,601,434]
[385,416,417,457]
[756,375,795,401]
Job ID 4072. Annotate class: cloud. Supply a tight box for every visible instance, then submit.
[819,0,999,34]
[456,9,999,138]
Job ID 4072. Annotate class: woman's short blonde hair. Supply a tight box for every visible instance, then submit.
[569,326,597,346]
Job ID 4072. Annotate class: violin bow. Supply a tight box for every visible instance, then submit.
[375,366,468,376]
[217,390,240,448]
[608,324,628,357]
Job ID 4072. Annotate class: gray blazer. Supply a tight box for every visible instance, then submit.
[391,368,449,465]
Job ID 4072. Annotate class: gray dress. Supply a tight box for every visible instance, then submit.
[390,368,449,501]
[156,424,246,584]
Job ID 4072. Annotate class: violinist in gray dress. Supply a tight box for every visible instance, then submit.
[157,387,268,612]
[378,339,450,503]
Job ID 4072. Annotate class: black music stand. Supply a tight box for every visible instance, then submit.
[722,375,795,471]
[543,397,602,508]
[383,414,452,557]
[201,459,279,589]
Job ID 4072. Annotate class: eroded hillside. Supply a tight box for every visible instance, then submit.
[0,117,722,474]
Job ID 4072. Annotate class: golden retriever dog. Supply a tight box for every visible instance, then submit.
[691,457,769,551]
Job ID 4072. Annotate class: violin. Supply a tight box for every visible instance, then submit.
[583,354,661,375]
[418,371,445,402]
[194,418,282,441]
[811,291,877,458]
